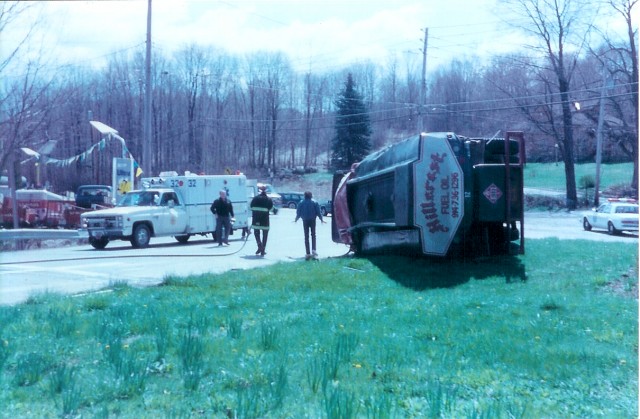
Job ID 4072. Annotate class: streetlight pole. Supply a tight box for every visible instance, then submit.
[418,27,428,133]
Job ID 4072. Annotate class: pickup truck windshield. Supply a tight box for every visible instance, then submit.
[118,191,160,207]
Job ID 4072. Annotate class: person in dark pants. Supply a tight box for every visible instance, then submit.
[211,190,234,246]
[250,185,273,256]
[295,191,325,260]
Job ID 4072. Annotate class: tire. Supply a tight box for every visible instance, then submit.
[131,224,151,248]
[583,218,592,231]
[175,235,190,244]
[89,237,109,249]
[351,230,364,254]
[607,221,618,236]
[288,202,297,209]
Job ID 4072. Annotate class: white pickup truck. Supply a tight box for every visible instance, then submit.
[80,173,249,249]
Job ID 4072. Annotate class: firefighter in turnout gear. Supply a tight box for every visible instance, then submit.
[250,185,273,256]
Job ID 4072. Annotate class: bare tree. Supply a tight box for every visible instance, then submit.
[194,48,237,173]
[0,2,42,172]
[500,0,597,208]
[174,45,208,172]
[301,71,330,168]
[594,0,638,191]
[244,52,292,171]
[0,3,61,227]
[427,59,482,134]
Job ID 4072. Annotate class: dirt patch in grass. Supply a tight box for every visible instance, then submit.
[604,267,639,299]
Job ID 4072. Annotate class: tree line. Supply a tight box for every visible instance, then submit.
[1,0,637,207]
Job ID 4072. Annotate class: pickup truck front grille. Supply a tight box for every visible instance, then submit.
[85,216,120,228]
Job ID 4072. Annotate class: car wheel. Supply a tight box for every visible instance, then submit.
[583,218,592,231]
[288,202,296,209]
[320,206,327,217]
[131,224,151,248]
[607,221,618,235]
[89,237,109,249]
[175,235,190,243]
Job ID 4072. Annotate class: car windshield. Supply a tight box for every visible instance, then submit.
[117,191,159,207]
[79,187,109,196]
[615,205,639,214]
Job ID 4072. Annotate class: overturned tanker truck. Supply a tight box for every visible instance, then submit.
[331,131,525,257]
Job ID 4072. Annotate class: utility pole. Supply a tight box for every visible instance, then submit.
[143,0,152,178]
[594,72,610,207]
[8,154,19,229]
[418,27,428,133]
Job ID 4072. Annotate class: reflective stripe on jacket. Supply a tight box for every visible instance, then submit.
[251,193,273,229]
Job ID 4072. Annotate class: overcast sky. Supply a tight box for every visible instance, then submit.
[5,0,539,75]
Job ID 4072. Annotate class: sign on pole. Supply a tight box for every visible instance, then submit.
[112,158,134,203]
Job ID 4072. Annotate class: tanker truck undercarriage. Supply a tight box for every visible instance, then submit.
[332,131,525,257]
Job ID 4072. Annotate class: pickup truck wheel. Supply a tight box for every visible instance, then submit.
[89,237,109,249]
[175,235,190,244]
[131,224,151,248]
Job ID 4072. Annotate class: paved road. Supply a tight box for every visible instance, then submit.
[0,209,346,305]
[1,209,636,306]
[525,211,638,241]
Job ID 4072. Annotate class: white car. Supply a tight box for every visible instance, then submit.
[582,199,639,235]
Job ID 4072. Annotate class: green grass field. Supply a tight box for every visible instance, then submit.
[524,163,633,191]
[0,239,637,418]
[279,163,634,200]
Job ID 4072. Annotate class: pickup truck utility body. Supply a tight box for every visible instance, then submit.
[80,173,249,249]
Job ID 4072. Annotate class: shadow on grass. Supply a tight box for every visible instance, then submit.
[366,253,526,291]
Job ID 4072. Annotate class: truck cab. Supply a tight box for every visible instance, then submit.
[81,188,188,249]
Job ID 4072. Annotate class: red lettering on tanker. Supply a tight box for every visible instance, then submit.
[419,152,463,234]
[420,152,450,233]
[451,172,460,218]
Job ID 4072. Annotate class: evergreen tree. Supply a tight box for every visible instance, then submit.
[331,73,372,170]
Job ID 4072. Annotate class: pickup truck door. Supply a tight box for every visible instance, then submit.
[157,192,188,234]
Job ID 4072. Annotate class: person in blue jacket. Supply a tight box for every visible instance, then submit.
[295,191,325,260]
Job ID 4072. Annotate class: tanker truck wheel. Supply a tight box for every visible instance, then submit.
[89,237,109,250]
[131,224,151,248]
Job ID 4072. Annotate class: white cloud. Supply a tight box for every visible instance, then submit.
[4,0,627,76]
